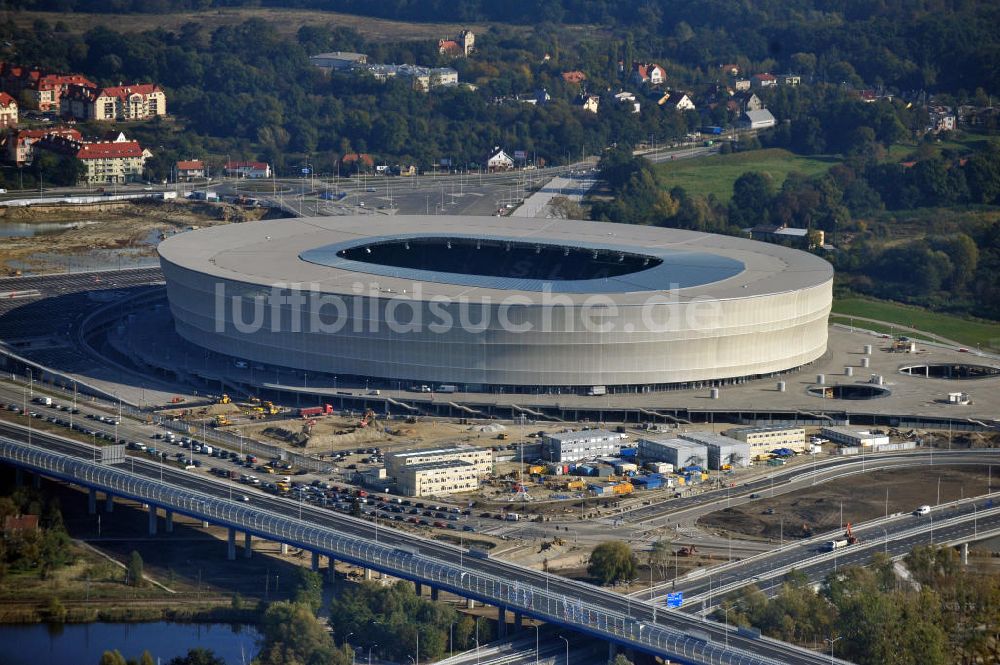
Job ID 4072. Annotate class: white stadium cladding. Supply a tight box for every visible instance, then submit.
[158,216,833,393]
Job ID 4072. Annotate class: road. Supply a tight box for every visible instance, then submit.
[0,422,847,665]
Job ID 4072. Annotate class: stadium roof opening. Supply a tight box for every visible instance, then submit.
[300,233,745,293]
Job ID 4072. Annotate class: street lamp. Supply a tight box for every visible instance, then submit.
[825,635,843,663]
[558,635,569,665]
[368,644,377,665]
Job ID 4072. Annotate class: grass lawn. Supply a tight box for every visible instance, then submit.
[654,148,840,202]
[831,297,1000,352]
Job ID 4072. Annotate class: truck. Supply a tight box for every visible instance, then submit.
[436,385,457,394]
[587,385,607,396]
[34,396,53,407]
[700,126,723,135]
[824,538,850,551]
[505,512,520,521]
[299,404,333,418]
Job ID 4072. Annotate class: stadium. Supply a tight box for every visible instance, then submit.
[158,215,833,394]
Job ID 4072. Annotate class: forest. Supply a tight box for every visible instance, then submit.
[11,0,1000,94]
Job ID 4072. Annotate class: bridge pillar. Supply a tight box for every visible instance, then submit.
[164,510,174,533]
[244,533,252,559]
[88,488,97,515]
[104,493,114,513]
[497,607,507,637]
[430,587,439,601]
[962,543,969,565]
[311,551,320,572]
[466,598,475,609]
[608,642,617,663]
[201,519,209,528]
[32,473,41,489]
[147,505,158,536]
[514,612,522,631]
[327,556,336,581]
[227,528,236,561]
[365,568,372,581]
[14,468,23,486]
[415,582,423,596]
[280,543,289,555]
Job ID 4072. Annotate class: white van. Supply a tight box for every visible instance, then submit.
[914,505,931,516]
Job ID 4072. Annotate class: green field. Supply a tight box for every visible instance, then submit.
[654,148,840,202]
[831,297,1000,352]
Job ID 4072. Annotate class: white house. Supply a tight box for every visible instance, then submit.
[224,160,271,179]
[485,147,514,171]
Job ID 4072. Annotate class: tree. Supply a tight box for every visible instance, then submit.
[729,171,774,228]
[292,567,324,614]
[648,538,674,580]
[165,648,225,665]
[98,651,127,665]
[612,655,634,665]
[257,601,351,665]
[588,541,637,585]
[126,550,144,587]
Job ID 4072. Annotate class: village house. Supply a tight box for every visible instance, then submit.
[562,71,587,84]
[731,91,763,113]
[224,160,271,179]
[175,159,206,181]
[650,90,695,111]
[630,62,666,86]
[733,79,751,92]
[0,92,16,127]
[61,83,166,121]
[751,73,777,88]
[574,93,600,114]
[35,133,149,184]
[612,90,641,114]
[485,147,514,172]
[3,127,82,165]
[779,74,801,86]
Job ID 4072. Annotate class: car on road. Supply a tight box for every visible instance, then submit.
[914,505,931,516]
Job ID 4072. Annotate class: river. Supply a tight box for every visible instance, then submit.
[0,621,259,665]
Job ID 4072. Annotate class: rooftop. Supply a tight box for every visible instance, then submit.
[546,429,624,442]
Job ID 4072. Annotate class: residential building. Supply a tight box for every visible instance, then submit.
[676,432,751,469]
[562,71,587,84]
[652,90,695,111]
[385,445,493,480]
[779,74,801,86]
[929,107,956,133]
[733,79,751,92]
[0,92,16,127]
[732,91,763,113]
[719,63,740,78]
[309,51,368,72]
[396,460,480,497]
[0,64,95,112]
[176,160,206,181]
[725,425,807,456]
[224,160,270,179]
[637,437,708,470]
[3,127,82,165]
[575,93,600,114]
[631,62,666,86]
[485,147,514,171]
[35,134,148,184]
[820,427,890,448]
[61,83,166,121]
[357,63,458,91]
[612,90,641,113]
[544,429,627,463]
[741,108,776,130]
[751,73,777,88]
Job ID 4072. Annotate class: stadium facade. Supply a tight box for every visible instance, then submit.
[158,216,833,393]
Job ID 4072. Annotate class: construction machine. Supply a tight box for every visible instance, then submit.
[263,401,280,415]
[218,394,231,405]
[844,522,859,545]
[214,414,231,427]
[359,408,378,428]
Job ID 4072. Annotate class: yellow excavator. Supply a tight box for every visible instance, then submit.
[218,394,231,405]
